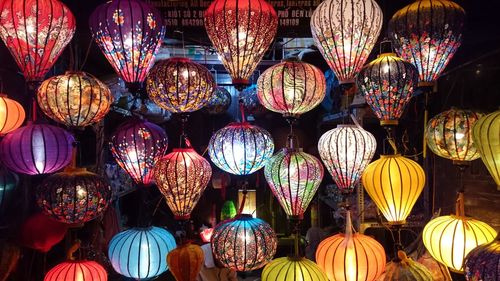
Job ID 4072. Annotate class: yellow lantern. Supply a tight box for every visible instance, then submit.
[362,154,425,225]
[473,110,500,190]
[262,256,328,281]
[0,95,25,135]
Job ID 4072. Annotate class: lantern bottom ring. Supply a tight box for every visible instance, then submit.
[380,120,399,126]
[174,214,191,221]
[339,79,355,85]
[417,81,434,88]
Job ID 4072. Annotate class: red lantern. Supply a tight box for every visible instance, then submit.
[44,260,107,281]
[20,213,68,253]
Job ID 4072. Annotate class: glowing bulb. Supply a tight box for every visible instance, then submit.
[127,149,139,164]
[455,132,465,140]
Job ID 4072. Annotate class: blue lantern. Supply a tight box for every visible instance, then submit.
[108,226,177,279]
[0,165,18,215]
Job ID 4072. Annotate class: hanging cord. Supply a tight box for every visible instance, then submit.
[291,218,301,258]
[286,117,298,149]
[383,126,399,155]
[79,37,94,71]
[236,182,248,217]
[179,114,190,148]
[455,191,465,217]
[423,90,430,158]
[239,99,246,123]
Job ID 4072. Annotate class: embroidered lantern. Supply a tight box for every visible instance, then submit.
[464,234,500,281]
[473,110,500,190]
[0,95,25,135]
[167,243,204,281]
[205,86,232,115]
[44,260,107,281]
[0,165,18,215]
[262,256,328,281]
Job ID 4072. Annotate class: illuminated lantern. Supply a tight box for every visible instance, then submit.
[465,234,500,281]
[167,243,204,281]
[200,228,214,243]
[0,95,25,135]
[0,0,76,82]
[379,251,433,281]
[257,60,326,117]
[147,58,216,113]
[211,214,277,271]
[318,125,376,193]
[204,0,278,88]
[356,53,418,126]
[362,154,425,225]
[423,193,497,273]
[0,123,73,175]
[37,72,113,127]
[426,108,483,164]
[154,148,212,220]
[310,0,383,84]
[44,260,107,281]
[316,211,386,281]
[264,148,324,220]
[388,0,465,86]
[89,0,165,90]
[208,122,274,175]
[205,86,232,115]
[221,201,237,220]
[0,165,18,215]
[110,119,168,186]
[239,85,266,116]
[473,110,500,190]
[108,227,177,279]
[262,256,328,281]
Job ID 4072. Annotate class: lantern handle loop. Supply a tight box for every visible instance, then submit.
[66,240,81,261]
[455,192,465,217]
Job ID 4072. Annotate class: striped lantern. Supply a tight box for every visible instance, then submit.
[262,257,328,281]
[44,260,107,281]
[0,95,25,135]
[473,110,500,190]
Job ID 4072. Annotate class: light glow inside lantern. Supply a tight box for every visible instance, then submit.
[44,260,107,281]
[473,110,500,190]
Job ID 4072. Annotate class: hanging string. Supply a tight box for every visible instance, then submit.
[423,91,430,158]
[239,99,246,123]
[455,191,465,217]
[179,114,190,148]
[31,98,37,122]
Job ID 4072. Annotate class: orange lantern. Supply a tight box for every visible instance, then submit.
[167,243,204,281]
[0,95,25,135]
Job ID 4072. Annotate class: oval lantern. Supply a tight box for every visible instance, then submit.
[0,95,25,135]
[464,234,500,281]
[310,0,383,84]
[44,260,107,281]
[211,214,277,271]
[262,256,328,281]
[37,72,113,127]
[167,243,204,281]
[204,0,278,88]
[473,110,500,190]
[108,226,177,279]
[154,147,212,220]
[316,211,386,281]
[110,119,168,186]
[379,251,433,281]
[0,123,74,175]
[205,86,232,115]
[0,165,18,215]
[362,154,425,225]
[318,125,376,193]
[20,213,68,253]
[0,0,76,82]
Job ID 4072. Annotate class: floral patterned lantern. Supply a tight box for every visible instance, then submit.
[110,119,168,186]
[464,234,500,281]
[0,165,18,215]
[473,110,500,190]
[262,256,328,281]
[89,0,165,91]
[204,0,278,88]
[44,260,107,281]
[310,0,383,84]
[0,0,76,82]
[0,95,25,135]
[205,86,232,115]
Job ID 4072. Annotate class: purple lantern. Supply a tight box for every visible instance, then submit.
[0,123,74,175]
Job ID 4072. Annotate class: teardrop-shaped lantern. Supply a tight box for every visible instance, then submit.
[0,95,25,135]
[473,110,500,190]
[167,243,204,281]
[262,256,328,281]
[464,234,500,281]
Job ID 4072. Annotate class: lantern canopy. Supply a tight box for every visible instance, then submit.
[205,86,232,115]
[0,95,25,135]
[167,243,204,281]
[44,260,107,281]
[262,256,328,281]
[154,148,212,220]
[0,0,76,82]
[204,0,278,87]
[310,0,383,84]
[147,58,216,113]
[89,0,165,88]
[464,234,500,281]
[473,110,500,190]
[318,125,376,193]
[388,0,465,86]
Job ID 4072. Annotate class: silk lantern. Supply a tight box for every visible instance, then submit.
[473,110,500,190]
[262,256,328,281]
[20,213,68,253]
[464,234,500,281]
[379,251,433,281]
[44,260,107,281]
[310,0,383,84]
[0,165,18,215]
[205,86,232,115]
[0,95,25,135]
[204,0,278,88]
[167,243,204,281]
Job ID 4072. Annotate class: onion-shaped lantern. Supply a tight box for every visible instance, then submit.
[89,0,165,89]
[388,0,465,86]
[147,58,216,113]
[208,122,274,175]
[0,123,74,175]
[205,86,232,115]
[0,165,18,214]
[37,72,113,127]
[318,125,376,193]
[44,260,107,281]
[310,0,383,84]
[110,119,168,186]
[356,53,418,126]
[316,211,386,281]
[204,0,278,88]
[426,108,483,165]
[473,110,500,190]
[167,243,204,281]
[264,148,324,220]
[0,95,25,135]
[0,0,76,82]
[36,167,111,224]
[464,234,500,281]
[362,154,425,225]
[262,256,328,281]
[108,226,177,279]
[211,214,277,271]
[154,148,212,220]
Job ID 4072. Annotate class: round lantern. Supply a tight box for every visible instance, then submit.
[388,0,465,86]
[262,256,328,281]
[0,123,74,175]
[362,154,425,225]
[379,251,433,281]
[211,214,277,271]
[89,0,165,89]
[204,0,278,87]
[20,213,68,253]
[208,122,274,175]
[37,72,113,127]
[36,168,111,224]
[426,108,483,164]
[108,226,177,279]
[154,147,212,220]
[221,200,237,220]
[205,86,232,115]
[44,260,107,281]
[146,58,216,113]
[239,84,266,116]
[257,60,326,117]
[264,148,324,220]
[167,243,204,281]
[473,110,500,190]
[464,234,500,281]
[318,125,376,193]
[0,165,18,215]
[310,0,383,84]
[0,0,76,82]
[316,211,386,281]
[356,53,418,126]
[110,119,168,186]
[0,95,25,135]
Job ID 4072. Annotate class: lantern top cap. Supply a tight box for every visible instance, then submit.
[379,154,402,158]
[336,124,357,128]
[168,57,192,63]
[172,148,196,153]
[377,52,398,58]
